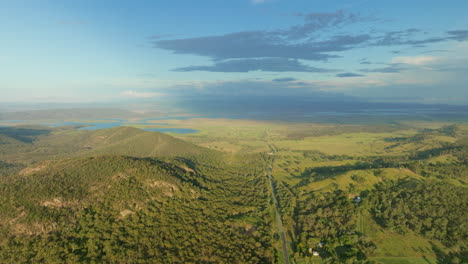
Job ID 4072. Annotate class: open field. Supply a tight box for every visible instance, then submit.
[360,211,444,260]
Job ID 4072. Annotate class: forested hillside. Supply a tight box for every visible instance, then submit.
[0,127,275,263]
[0,126,208,165]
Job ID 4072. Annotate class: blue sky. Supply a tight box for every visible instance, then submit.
[1,0,468,104]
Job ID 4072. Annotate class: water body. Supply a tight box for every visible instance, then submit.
[0,120,197,134]
[139,115,241,122]
[44,121,119,130]
[60,122,197,134]
[78,123,123,130]
[47,121,167,129]
[144,128,198,134]
[140,116,198,122]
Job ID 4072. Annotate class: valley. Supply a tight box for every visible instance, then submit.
[0,118,467,263]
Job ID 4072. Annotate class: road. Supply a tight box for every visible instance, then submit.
[266,147,290,264]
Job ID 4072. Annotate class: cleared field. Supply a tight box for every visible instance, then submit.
[298,168,421,193]
[370,257,437,264]
[359,211,445,260]
[271,130,445,156]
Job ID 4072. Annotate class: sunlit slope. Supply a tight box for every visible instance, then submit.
[0,143,274,263]
[0,126,211,165]
[83,126,209,157]
[0,156,200,224]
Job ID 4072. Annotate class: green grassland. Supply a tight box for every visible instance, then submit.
[359,210,443,262]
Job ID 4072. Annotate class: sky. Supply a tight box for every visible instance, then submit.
[1,0,468,105]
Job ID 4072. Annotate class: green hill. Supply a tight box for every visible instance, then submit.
[83,126,209,157]
[0,156,206,225]
[0,126,211,166]
[0,126,274,263]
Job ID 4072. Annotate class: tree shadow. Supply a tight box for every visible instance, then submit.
[429,242,465,264]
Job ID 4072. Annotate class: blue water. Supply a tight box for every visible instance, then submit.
[56,122,197,134]
[126,122,170,126]
[79,123,123,130]
[56,122,198,134]
[47,121,168,129]
[140,116,202,122]
[144,128,198,134]
[0,119,198,134]
[139,115,241,122]
[47,121,122,130]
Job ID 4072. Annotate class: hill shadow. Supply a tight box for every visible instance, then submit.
[0,127,51,143]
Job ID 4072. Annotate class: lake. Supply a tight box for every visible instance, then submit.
[0,120,198,134]
[144,128,198,134]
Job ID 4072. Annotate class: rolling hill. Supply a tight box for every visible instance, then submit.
[0,127,274,263]
[0,126,211,166]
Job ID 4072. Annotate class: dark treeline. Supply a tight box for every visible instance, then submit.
[293,190,377,263]
[366,179,467,247]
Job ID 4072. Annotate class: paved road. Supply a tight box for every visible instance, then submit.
[266,149,290,264]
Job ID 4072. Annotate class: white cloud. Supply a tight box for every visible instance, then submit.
[120,90,164,98]
[392,56,439,65]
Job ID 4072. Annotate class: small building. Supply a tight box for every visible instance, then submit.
[317,242,324,248]
[312,251,320,256]
[354,196,362,203]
